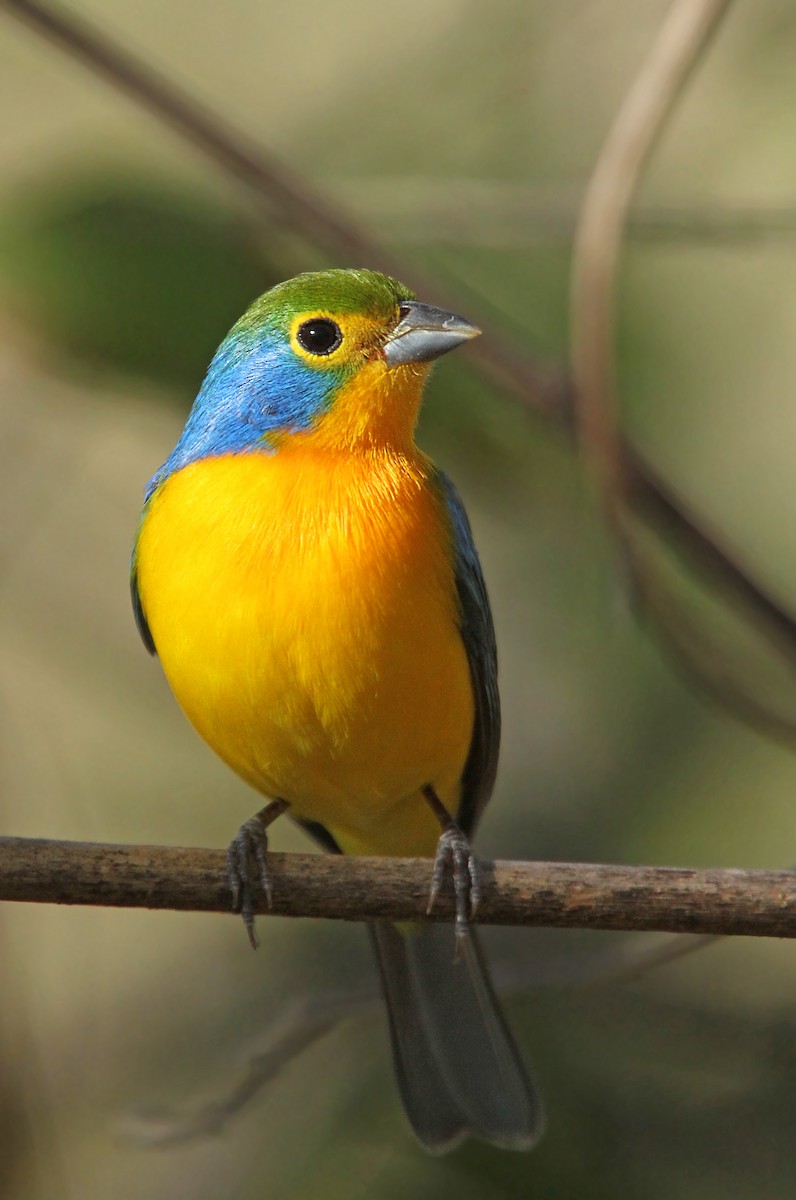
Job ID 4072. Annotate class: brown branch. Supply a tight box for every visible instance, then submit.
[1,836,795,939]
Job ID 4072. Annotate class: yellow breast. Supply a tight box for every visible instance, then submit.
[134,446,474,857]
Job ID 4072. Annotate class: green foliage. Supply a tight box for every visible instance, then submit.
[0,171,283,391]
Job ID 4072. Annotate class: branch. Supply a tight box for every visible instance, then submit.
[118,991,375,1146]
[1,836,795,939]
[564,0,796,727]
[571,0,732,514]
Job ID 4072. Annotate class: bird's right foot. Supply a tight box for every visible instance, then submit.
[422,785,482,955]
[226,798,289,949]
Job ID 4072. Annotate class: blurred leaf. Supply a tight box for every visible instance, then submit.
[0,169,285,393]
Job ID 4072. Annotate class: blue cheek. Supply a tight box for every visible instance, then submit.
[146,335,343,498]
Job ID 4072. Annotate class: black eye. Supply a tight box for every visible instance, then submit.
[297,318,342,356]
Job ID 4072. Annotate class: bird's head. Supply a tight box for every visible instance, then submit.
[149,269,479,493]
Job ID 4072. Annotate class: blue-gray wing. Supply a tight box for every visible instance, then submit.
[435,469,500,837]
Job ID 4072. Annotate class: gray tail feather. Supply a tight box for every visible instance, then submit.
[369,921,544,1153]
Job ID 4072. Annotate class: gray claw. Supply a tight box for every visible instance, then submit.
[427,826,482,952]
[227,816,273,950]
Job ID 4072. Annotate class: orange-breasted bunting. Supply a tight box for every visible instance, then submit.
[131,268,541,1152]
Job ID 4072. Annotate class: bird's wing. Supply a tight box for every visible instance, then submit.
[130,535,157,656]
[434,469,500,836]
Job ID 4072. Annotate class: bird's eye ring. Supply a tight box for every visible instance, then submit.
[296,318,343,356]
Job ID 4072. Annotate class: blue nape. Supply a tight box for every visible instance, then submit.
[146,327,343,499]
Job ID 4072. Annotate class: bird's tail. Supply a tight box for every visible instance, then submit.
[369,921,543,1153]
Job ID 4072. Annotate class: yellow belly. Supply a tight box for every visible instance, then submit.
[134,448,474,857]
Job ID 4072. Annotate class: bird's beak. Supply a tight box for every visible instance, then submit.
[382,301,481,367]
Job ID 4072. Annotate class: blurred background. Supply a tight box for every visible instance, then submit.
[3,0,796,1195]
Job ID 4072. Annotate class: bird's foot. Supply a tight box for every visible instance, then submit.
[427,824,482,955]
[226,799,289,949]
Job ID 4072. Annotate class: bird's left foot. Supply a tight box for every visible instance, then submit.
[423,786,482,953]
[226,798,289,949]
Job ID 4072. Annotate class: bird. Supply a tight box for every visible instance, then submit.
[131,267,542,1152]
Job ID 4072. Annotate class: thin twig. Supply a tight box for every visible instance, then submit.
[570,0,732,517]
[119,928,719,1147]
[118,992,371,1146]
[3,0,378,265]
[1,837,795,938]
[327,182,796,246]
[564,0,796,724]
[498,931,722,992]
[623,450,796,654]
